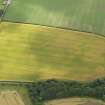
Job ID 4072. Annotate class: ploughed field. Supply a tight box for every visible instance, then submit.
[45,98,105,105]
[3,0,105,36]
[0,22,105,81]
[0,91,25,105]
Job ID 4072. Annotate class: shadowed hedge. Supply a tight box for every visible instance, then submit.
[25,78,105,105]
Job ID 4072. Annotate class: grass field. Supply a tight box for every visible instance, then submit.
[0,91,25,105]
[3,0,105,36]
[45,98,105,105]
[0,0,2,4]
[0,22,105,81]
[0,0,3,8]
[0,0,2,3]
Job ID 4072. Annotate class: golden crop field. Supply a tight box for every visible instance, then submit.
[0,91,25,105]
[0,22,105,81]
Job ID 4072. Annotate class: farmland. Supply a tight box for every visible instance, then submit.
[0,91,25,105]
[0,22,105,81]
[0,83,32,105]
[0,0,105,105]
[3,0,105,36]
[45,98,105,105]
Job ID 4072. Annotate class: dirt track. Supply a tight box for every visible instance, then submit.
[45,98,105,105]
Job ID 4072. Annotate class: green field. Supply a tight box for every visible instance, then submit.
[0,22,105,81]
[3,0,105,36]
[0,0,3,8]
[45,98,105,105]
[0,0,2,3]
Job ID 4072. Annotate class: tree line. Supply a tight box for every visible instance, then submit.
[1,78,105,105]
[25,78,105,105]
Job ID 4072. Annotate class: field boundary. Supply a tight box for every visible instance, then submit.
[0,80,35,85]
[1,20,105,39]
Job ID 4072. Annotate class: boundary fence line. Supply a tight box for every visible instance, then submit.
[0,80,35,85]
[2,19,105,39]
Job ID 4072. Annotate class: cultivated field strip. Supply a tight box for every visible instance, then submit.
[45,98,105,105]
[0,91,25,105]
[3,0,105,36]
